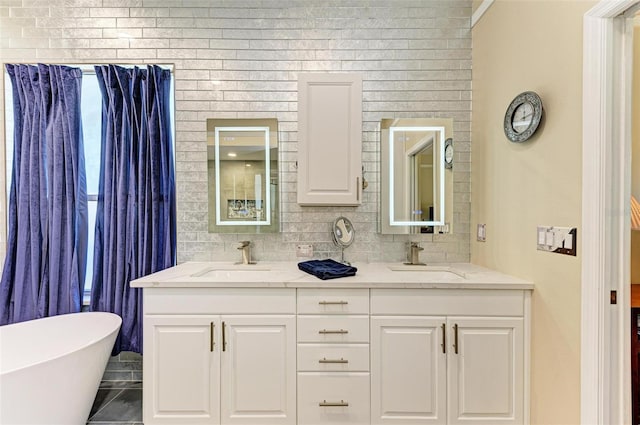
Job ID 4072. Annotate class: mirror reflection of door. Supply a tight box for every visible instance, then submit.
[388,126,444,227]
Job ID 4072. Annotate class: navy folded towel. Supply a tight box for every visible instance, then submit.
[297,259,357,280]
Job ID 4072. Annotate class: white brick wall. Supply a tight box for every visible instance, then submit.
[0,0,471,265]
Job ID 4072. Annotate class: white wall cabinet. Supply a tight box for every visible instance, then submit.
[141,286,529,425]
[297,73,363,206]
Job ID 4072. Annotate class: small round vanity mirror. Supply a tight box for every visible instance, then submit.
[332,216,355,248]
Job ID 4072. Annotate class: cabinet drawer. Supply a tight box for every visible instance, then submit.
[144,287,296,314]
[298,316,369,343]
[298,344,369,372]
[297,289,369,314]
[298,372,370,424]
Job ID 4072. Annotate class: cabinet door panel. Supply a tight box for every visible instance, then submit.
[297,73,362,206]
[220,316,296,425]
[144,316,219,425]
[448,317,524,425]
[371,316,446,424]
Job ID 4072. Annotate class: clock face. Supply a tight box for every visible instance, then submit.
[512,101,534,134]
[504,92,543,143]
[444,138,453,168]
[445,145,453,162]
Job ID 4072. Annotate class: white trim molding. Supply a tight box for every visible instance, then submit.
[582,1,636,424]
[471,0,494,28]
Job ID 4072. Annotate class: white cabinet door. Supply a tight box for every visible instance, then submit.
[220,315,296,425]
[447,317,524,425]
[144,316,220,425]
[371,316,447,425]
[297,73,362,206]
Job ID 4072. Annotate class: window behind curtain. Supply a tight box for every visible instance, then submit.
[3,66,175,301]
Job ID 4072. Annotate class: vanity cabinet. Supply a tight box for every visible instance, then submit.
[297,73,362,206]
[135,269,531,425]
[370,289,527,425]
[142,289,296,425]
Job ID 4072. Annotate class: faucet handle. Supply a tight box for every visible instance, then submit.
[238,240,250,249]
[410,241,424,251]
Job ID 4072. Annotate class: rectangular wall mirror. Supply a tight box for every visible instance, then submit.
[380,118,453,234]
[207,118,279,233]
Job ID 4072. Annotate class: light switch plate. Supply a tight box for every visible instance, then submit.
[537,226,577,256]
[296,244,313,257]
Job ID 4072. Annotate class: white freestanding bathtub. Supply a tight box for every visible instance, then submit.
[0,312,122,425]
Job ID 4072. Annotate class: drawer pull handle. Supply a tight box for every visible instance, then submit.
[319,357,349,364]
[222,321,227,352]
[319,329,348,334]
[319,400,349,407]
[210,322,215,352]
[453,323,459,354]
[318,301,348,305]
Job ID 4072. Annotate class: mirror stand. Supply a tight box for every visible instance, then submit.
[332,216,355,265]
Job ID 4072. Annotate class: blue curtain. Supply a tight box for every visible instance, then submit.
[0,64,88,325]
[90,65,175,354]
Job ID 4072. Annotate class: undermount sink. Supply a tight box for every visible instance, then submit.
[387,264,467,279]
[191,264,271,278]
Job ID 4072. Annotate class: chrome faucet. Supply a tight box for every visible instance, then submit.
[407,242,425,265]
[237,241,252,265]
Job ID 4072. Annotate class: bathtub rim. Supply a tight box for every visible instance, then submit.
[0,311,122,376]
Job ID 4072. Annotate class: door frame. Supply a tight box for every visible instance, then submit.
[582,1,635,423]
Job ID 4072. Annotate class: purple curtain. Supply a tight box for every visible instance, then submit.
[90,65,175,354]
[0,64,88,325]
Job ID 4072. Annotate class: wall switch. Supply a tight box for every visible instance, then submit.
[477,224,486,242]
[296,244,313,257]
[537,226,577,256]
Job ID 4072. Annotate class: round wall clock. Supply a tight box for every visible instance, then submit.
[444,138,453,169]
[503,91,543,143]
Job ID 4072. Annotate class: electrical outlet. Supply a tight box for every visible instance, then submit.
[296,244,313,257]
[477,224,486,242]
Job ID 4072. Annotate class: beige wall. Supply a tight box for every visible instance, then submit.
[472,1,595,423]
[632,24,640,284]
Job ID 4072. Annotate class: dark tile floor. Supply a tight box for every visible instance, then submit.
[86,380,143,425]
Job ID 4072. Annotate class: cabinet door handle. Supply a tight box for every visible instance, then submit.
[319,400,349,407]
[318,300,348,305]
[319,329,348,334]
[210,322,215,352]
[356,177,360,201]
[441,323,446,354]
[453,323,459,354]
[319,357,349,364]
[222,321,226,352]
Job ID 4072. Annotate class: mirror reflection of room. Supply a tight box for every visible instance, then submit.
[207,118,279,233]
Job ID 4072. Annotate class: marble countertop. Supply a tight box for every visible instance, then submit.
[130,261,533,290]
